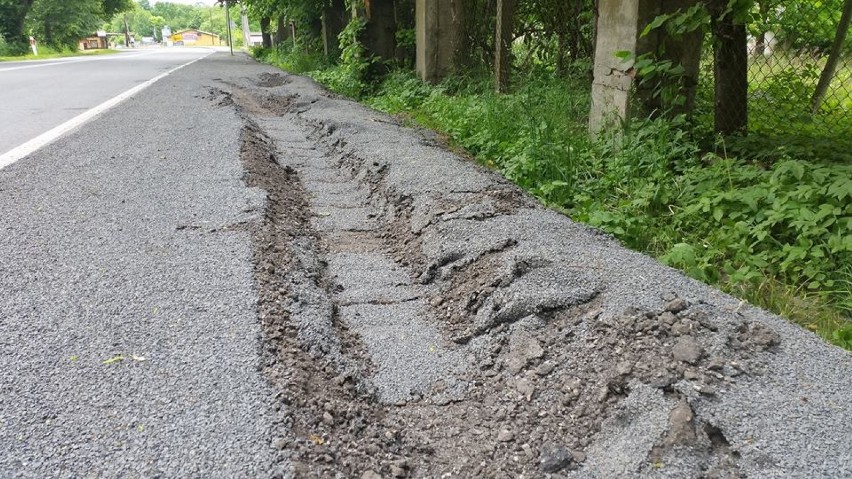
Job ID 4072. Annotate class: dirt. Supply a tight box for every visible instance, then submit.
[257,72,289,88]
[210,76,787,478]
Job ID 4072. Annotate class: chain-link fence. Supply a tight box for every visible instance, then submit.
[698,1,852,155]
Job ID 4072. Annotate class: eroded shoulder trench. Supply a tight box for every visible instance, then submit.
[204,69,848,479]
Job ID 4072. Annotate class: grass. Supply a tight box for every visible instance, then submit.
[0,48,120,62]
[254,48,852,351]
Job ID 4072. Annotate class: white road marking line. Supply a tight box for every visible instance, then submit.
[0,52,212,171]
[0,52,153,72]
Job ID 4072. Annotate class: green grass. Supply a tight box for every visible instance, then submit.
[254,49,852,351]
[0,48,120,62]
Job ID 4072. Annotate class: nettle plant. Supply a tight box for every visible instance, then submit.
[309,1,372,98]
[667,158,852,301]
[616,4,710,114]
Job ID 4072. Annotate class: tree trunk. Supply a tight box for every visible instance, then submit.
[811,0,852,114]
[556,32,566,75]
[322,0,347,58]
[755,31,766,56]
[124,15,131,47]
[393,0,415,65]
[494,0,515,93]
[260,16,272,48]
[635,0,704,118]
[274,16,290,46]
[754,1,770,56]
[363,0,397,61]
[711,4,748,135]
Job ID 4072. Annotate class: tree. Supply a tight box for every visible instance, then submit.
[102,0,133,18]
[811,0,852,113]
[242,0,279,47]
[749,0,780,56]
[16,0,133,50]
[771,0,848,51]
[28,0,104,49]
[494,0,515,92]
[516,0,595,75]
[0,0,36,52]
[708,0,748,135]
[110,2,168,43]
[151,2,198,31]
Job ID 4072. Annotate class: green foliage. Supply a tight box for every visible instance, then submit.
[833,322,852,349]
[0,33,9,55]
[314,15,371,97]
[0,0,35,50]
[756,0,850,52]
[253,39,328,74]
[670,158,851,298]
[27,0,104,49]
[516,0,595,72]
[617,50,688,112]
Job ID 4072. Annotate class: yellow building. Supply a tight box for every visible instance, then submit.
[171,29,222,47]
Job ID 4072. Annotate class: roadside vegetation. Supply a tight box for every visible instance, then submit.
[250,0,852,350]
[0,43,118,61]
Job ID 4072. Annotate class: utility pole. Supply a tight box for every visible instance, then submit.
[124,14,131,47]
[225,0,233,55]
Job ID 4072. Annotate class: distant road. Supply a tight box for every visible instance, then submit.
[0,48,213,163]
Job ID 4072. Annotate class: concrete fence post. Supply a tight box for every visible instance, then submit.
[415,0,464,83]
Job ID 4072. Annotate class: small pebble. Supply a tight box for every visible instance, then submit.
[497,429,514,442]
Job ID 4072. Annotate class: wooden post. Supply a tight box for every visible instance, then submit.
[494,0,515,93]
[322,0,347,58]
[710,2,748,135]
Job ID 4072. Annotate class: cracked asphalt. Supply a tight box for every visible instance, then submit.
[1,52,850,478]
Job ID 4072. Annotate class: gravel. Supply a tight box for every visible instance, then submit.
[2,51,850,478]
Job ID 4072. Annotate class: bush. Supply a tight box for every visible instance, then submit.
[0,35,28,56]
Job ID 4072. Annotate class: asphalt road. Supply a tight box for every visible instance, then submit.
[0,48,212,158]
[0,52,285,477]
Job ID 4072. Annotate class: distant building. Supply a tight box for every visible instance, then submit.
[171,29,222,47]
[79,31,108,50]
[248,33,263,46]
